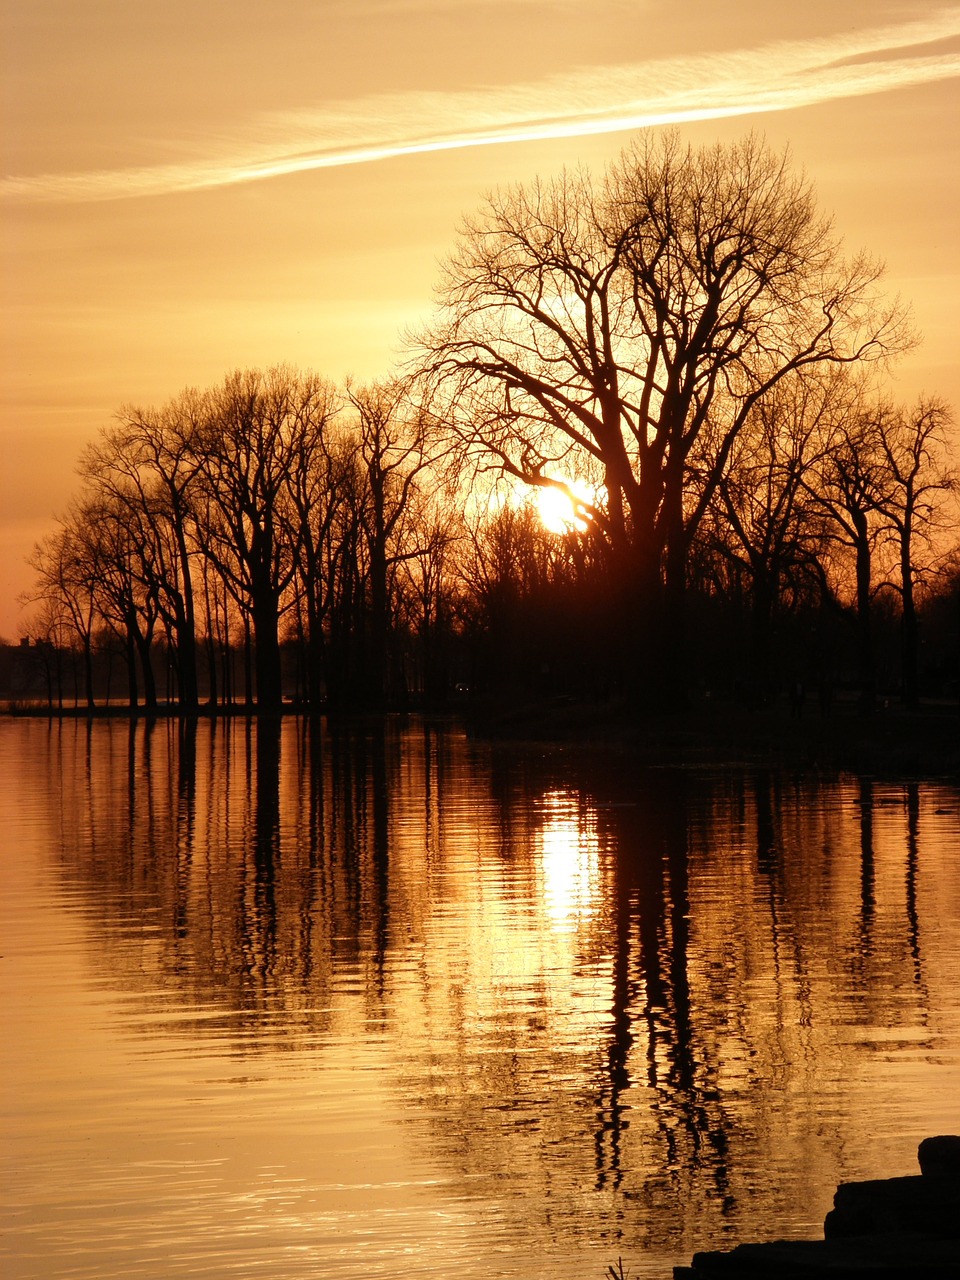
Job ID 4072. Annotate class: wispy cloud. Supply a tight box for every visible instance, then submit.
[322,0,650,12]
[4,9,959,203]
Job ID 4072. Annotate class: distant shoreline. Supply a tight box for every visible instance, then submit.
[3,695,958,781]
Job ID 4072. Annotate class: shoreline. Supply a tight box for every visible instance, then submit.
[3,695,958,780]
[464,695,960,781]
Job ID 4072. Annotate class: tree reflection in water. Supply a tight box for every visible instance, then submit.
[33,716,960,1259]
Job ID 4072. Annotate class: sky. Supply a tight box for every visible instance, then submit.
[2,0,958,639]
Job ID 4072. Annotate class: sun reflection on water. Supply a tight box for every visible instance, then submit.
[536,790,601,930]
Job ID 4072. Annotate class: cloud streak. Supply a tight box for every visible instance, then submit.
[4,9,960,203]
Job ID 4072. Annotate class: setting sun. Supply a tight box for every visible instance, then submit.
[535,481,593,534]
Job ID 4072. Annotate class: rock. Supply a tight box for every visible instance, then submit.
[672,1137,960,1278]
[918,1135,960,1179]
[676,1234,960,1276]
[825,1174,960,1240]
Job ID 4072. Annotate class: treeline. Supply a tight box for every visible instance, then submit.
[20,132,960,715]
[25,372,462,713]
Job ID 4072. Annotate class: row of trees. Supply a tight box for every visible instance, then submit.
[21,132,958,714]
[27,371,457,713]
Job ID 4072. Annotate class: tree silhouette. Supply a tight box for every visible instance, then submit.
[704,367,848,696]
[17,134,958,715]
[420,132,909,705]
[27,515,102,709]
[83,394,208,710]
[870,397,956,707]
[798,392,954,713]
[78,491,161,709]
[283,410,353,709]
[193,367,339,713]
[348,380,446,707]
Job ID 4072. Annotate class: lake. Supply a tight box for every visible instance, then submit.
[1,715,958,1279]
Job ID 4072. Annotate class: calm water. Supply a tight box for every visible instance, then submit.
[1,716,959,1280]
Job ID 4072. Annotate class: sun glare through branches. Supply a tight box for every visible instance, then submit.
[535,481,596,534]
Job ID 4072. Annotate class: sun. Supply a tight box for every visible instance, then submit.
[535,481,593,534]
[537,486,576,533]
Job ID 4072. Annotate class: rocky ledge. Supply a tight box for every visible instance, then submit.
[674,1136,960,1278]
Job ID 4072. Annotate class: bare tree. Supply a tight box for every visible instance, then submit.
[322,456,369,707]
[804,405,891,712]
[871,397,957,707]
[75,491,161,709]
[26,518,100,708]
[193,367,339,713]
[707,367,848,693]
[84,392,207,710]
[348,380,445,707]
[22,597,72,709]
[284,411,354,710]
[419,131,909,705]
[804,395,957,710]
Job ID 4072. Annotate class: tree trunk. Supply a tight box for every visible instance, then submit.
[900,536,919,709]
[242,612,254,709]
[306,590,326,713]
[174,523,199,711]
[125,623,139,711]
[135,628,157,710]
[252,588,283,714]
[659,472,689,711]
[175,611,199,711]
[82,634,95,710]
[750,570,774,700]
[853,517,875,715]
[661,552,687,711]
[368,536,389,710]
[624,535,663,712]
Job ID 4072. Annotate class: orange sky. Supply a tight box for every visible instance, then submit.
[2,0,958,639]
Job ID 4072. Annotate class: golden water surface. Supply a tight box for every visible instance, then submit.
[1,716,958,1279]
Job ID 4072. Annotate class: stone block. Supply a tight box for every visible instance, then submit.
[919,1135,960,1179]
[825,1174,960,1240]
[679,1234,960,1276]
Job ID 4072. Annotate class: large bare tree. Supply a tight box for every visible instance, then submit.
[419,131,908,704]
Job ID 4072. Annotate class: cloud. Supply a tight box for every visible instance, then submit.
[4,9,960,203]
[322,0,647,11]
